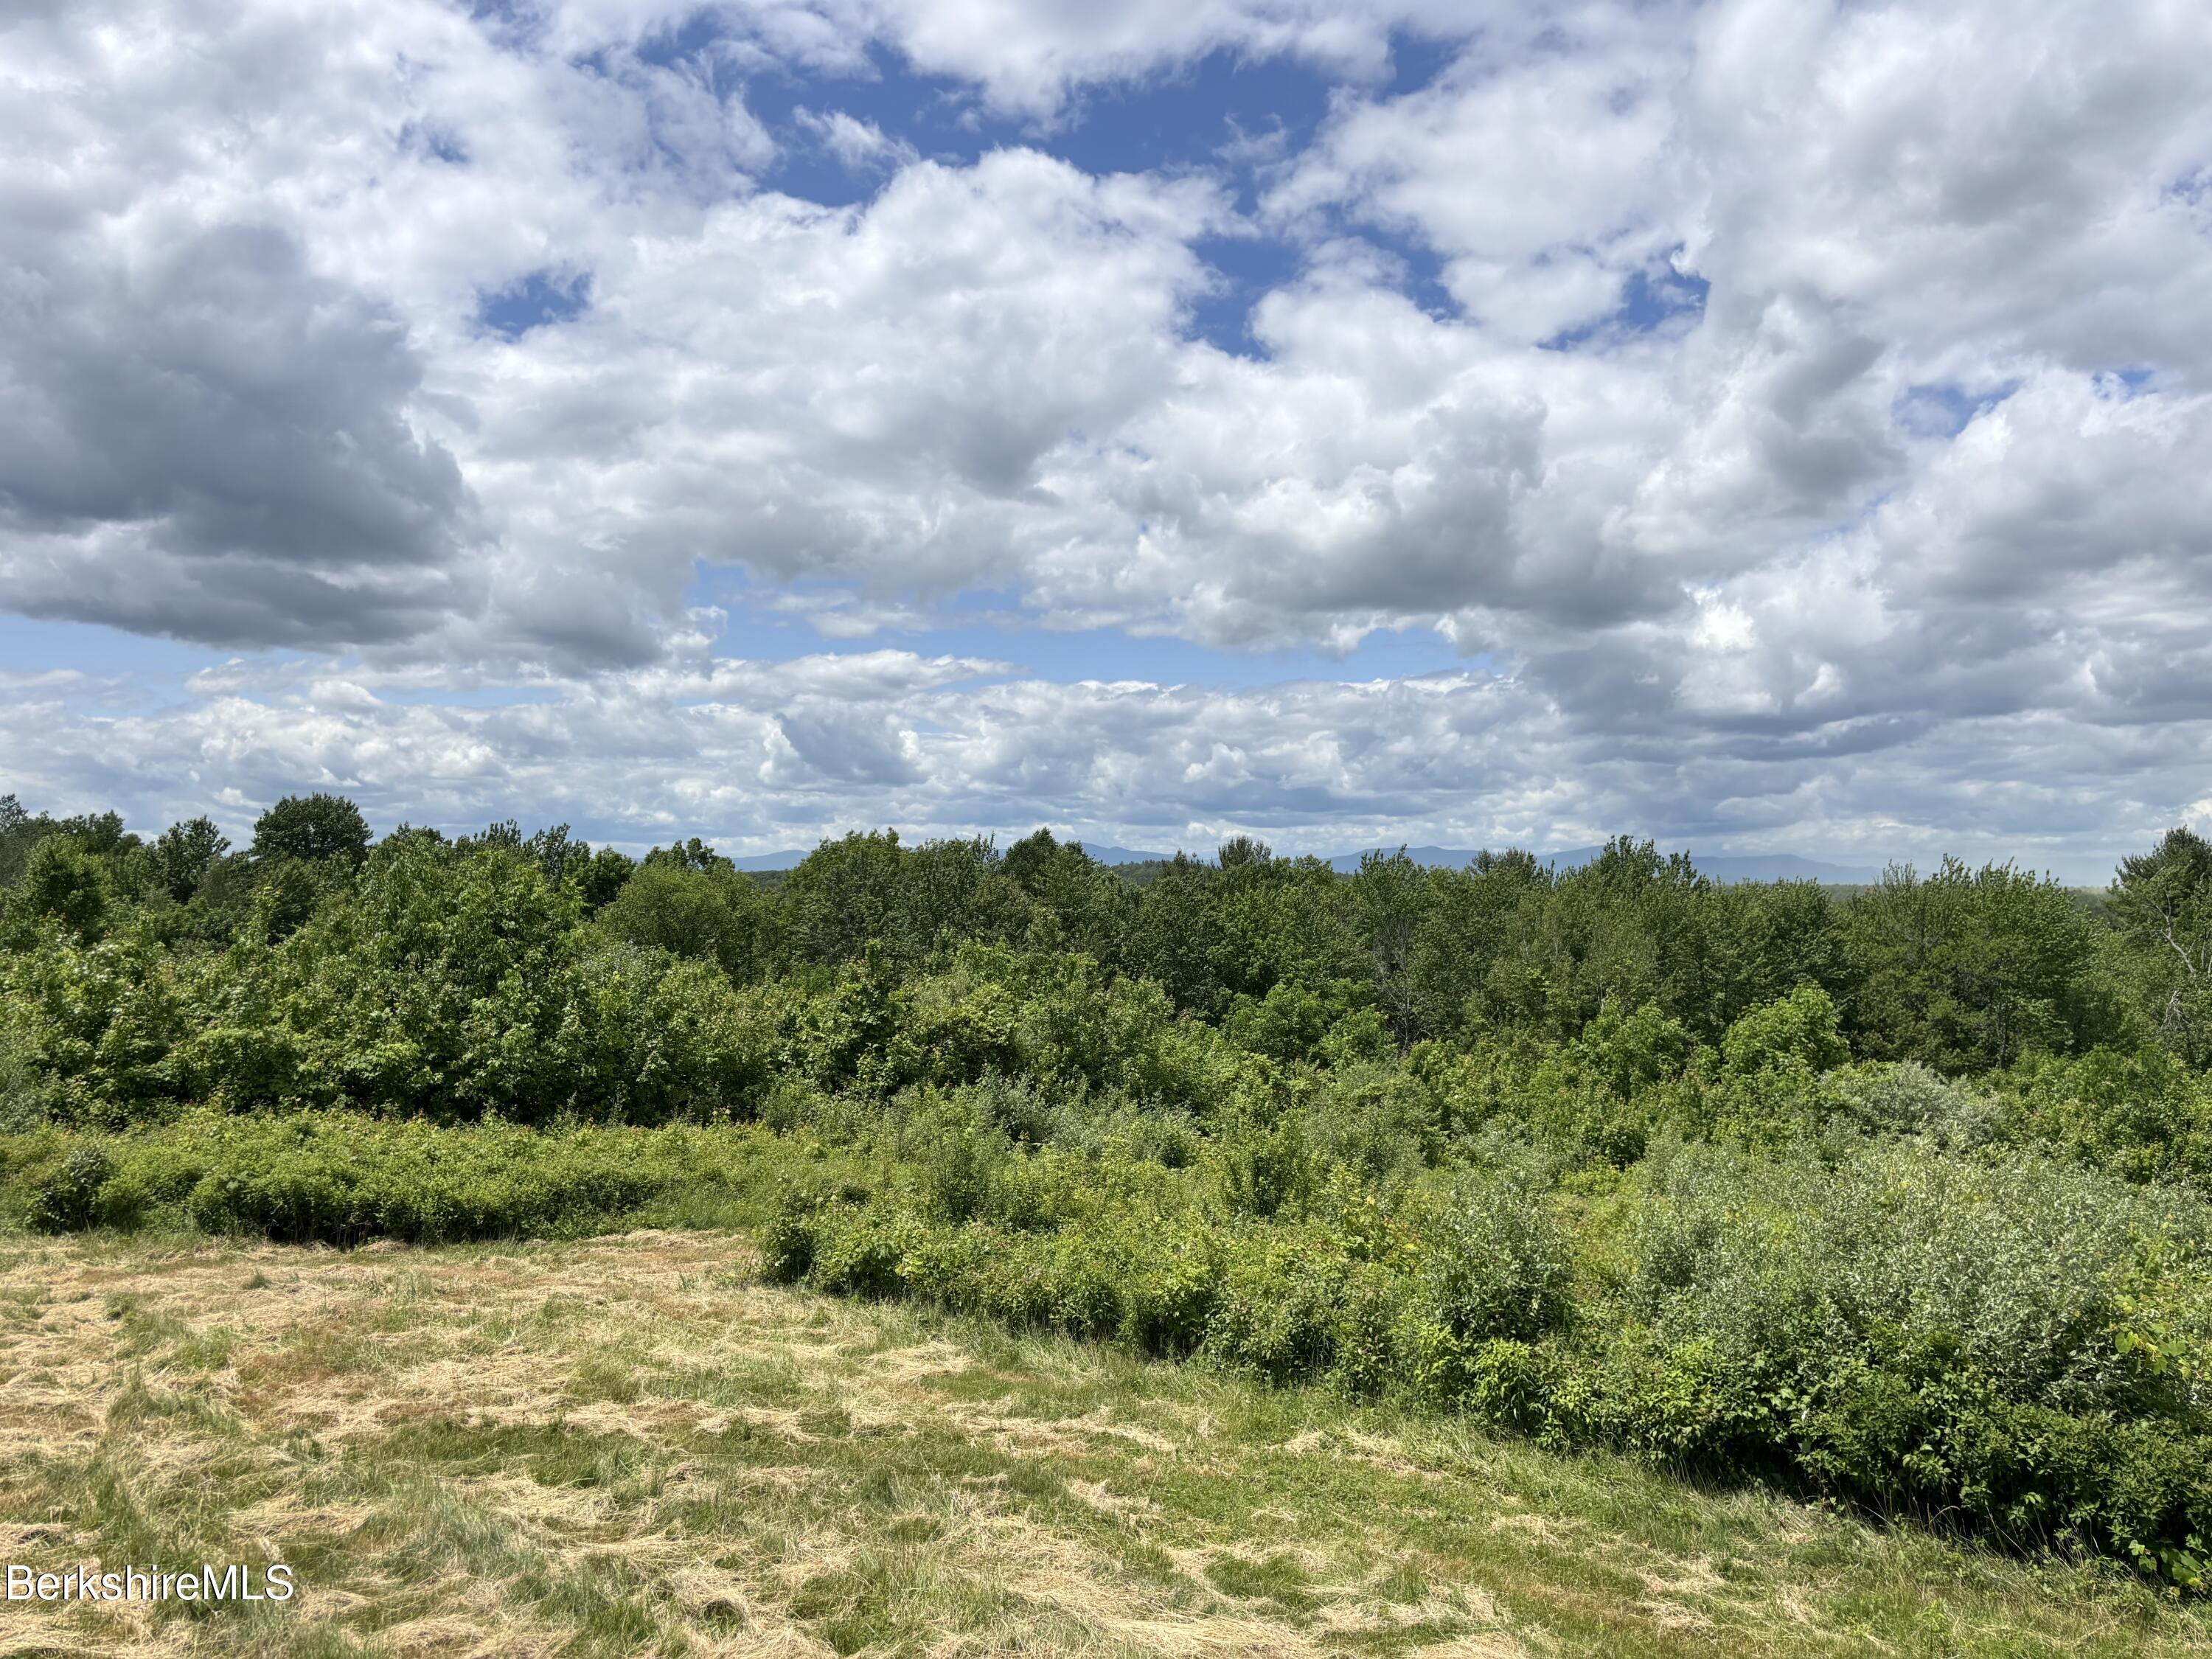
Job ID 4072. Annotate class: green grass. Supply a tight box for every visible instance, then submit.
[0,1228,2204,1657]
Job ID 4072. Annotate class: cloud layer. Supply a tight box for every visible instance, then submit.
[1,0,2209,874]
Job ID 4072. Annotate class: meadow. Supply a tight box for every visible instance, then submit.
[3,1222,2208,1656]
[4,789,2211,1650]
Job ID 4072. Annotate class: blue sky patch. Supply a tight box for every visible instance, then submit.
[477,269,592,338]
[620,19,1472,347]
[695,572,1478,688]
[1540,261,1708,352]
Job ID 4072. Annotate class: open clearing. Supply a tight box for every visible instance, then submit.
[0,1228,2204,1658]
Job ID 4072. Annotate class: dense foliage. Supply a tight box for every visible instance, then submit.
[4,790,2211,1583]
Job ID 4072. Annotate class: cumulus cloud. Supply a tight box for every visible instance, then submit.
[2,649,2197,881]
[2,0,2211,866]
[0,221,477,647]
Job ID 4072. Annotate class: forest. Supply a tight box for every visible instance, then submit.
[3,788,2209,1590]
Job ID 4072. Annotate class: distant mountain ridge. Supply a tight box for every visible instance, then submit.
[728,850,812,871]
[1070,842,1879,884]
[1321,846,1881,884]
[723,840,1880,884]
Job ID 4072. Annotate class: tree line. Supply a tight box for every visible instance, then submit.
[8,787,2212,1081]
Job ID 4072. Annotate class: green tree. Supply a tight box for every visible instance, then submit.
[779,831,1027,971]
[247,837,588,1118]
[1703,879,1850,1032]
[642,837,735,875]
[1349,848,1427,1046]
[250,793,371,866]
[1408,849,1547,1040]
[52,810,132,859]
[1121,855,1226,1015]
[250,856,330,944]
[781,830,911,967]
[1206,848,1364,1007]
[1000,830,1132,961]
[0,794,49,888]
[897,836,1026,962]
[598,861,773,981]
[570,845,637,911]
[16,838,114,938]
[1844,859,2103,1071]
[1475,839,1712,1040]
[151,816,230,902]
[1,801,141,892]
[2110,827,2212,1063]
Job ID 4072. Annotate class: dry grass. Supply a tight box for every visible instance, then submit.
[0,1228,2205,1657]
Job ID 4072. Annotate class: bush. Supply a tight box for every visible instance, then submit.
[751,1110,2212,1581]
[1405,1164,1573,1397]
[0,999,46,1130]
[1996,1047,2212,1186]
[806,1205,919,1298]
[1722,984,1849,1077]
[1621,1138,2212,1557]
[1824,1060,2005,1148]
[12,1114,784,1245]
[1208,1112,1319,1219]
[1203,1225,1352,1382]
[29,1139,116,1232]
[759,1182,827,1282]
[894,1091,1012,1224]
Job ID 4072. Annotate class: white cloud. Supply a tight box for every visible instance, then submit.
[2,650,2199,881]
[793,106,918,172]
[1269,7,1693,342]
[2,0,2211,865]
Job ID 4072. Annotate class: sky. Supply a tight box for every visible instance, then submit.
[2,0,2210,883]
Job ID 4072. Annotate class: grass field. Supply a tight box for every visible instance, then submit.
[1,1228,2206,1658]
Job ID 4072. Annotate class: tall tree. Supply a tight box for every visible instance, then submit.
[1844,858,2101,1071]
[250,793,371,866]
[2110,827,2212,1063]
[151,816,230,902]
[1349,848,1427,1047]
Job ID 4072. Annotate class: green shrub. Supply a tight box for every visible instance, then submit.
[1208,1113,1319,1219]
[1997,1047,2212,1186]
[753,1113,2212,1579]
[1203,1225,1353,1382]
[807,1206,919,1298]
[176,1119,675,1242]
[1621,1138,2212,1558]
[1823,1060,2004,1148]
[1328,1261,1409,1395]
[1119,1219,1224,1355]
[1722,984,1849,1077]
[29,1138,115,1232]
[0,999,46,1129]
[12,1113,786,1245]
[1411,1164,1573,1353]
[759,1183,827,1283]
[891,1091,1011,1224]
